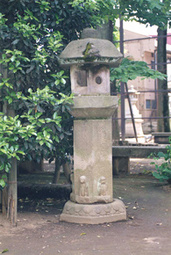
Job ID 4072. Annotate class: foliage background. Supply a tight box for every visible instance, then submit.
[0,0,100,186]
[0,0,169,188]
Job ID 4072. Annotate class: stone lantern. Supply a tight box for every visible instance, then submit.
[59,28,126,224]
[125,85,144,138]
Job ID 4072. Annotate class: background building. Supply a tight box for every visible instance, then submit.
[121,22,171,134]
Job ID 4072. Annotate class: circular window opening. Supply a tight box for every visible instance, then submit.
[95,76,102,84]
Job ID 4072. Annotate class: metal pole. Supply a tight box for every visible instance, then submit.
[154,49,157,117]
[120,17,125,141]
[113,34,171,44]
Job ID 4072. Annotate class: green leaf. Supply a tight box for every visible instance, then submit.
[157,152,165,158]
[0,179,6,188]
[10,55,15,62]
[61,78,66,84]
[53,112,58,119]
[12,39,20,45]
[0,249,9,254]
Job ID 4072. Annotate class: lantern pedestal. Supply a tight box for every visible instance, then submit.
[60,96,126,224]
[60,199,126,224]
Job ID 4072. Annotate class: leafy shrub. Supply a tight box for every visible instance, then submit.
[151,144,171,184]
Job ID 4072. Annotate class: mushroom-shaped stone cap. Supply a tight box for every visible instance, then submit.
[59,29,123,68]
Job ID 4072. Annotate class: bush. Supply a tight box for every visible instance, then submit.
[151,143,171,184]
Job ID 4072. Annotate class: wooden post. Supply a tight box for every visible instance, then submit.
[1,61,18,225]
[7,158,17,226]
[5,105,18,226]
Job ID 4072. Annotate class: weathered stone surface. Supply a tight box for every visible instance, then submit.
[112,145,167,158]
[59,38,123,67]
[81,28,101,39]
[60,199,126,224]
[59,28,126,224]
[153,132,171,144]
[70,65,111,95]
[70,96,118,119]
[70,118,113,204]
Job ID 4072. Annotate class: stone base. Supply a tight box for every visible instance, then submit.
[60,199,126,224]
[153,132,171,144]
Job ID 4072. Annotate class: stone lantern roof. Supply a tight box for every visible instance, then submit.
[59,28,123,68]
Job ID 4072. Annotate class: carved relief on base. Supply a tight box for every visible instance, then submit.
[94,195,111,203]
[71,175,113,204]
[94,176,112,203]
[60,199,127,224]
[72,175,89,203]
[79,175,89,197]
[62,199,126,216]
[98,176,107,196]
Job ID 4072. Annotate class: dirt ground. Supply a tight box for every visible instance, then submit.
[0,159,171,255]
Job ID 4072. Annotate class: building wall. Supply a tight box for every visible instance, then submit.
[123,30,157,132]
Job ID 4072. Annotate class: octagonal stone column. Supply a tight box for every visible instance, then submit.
[59,28,126,224]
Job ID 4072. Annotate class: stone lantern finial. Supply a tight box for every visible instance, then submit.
[81,28,100,39]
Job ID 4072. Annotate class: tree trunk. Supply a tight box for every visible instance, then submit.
[63,161,71,184]
[52,159,72,184]
[4,105,18,226]
[157,28,169,132]
[52,159,61,184]
[1,66,18,225]
[7,158,17,226]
